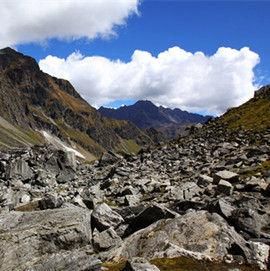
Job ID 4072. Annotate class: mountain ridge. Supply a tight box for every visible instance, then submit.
[99,100,211,138]
[0,47,151,159]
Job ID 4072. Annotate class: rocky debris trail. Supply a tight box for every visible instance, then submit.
[0,123,269,270]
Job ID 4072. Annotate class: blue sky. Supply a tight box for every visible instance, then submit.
[2,0,269,114]
[18,1,270,79]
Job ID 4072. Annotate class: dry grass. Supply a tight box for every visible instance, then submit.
[116,139,141,155]
[48,78,92,114]
[103,257,255,271]
[239,160,270,177]
[220,98,270,131]
[56,119,105,156]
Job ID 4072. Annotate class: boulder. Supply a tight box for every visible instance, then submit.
[122,258,160,271]
[124,195,141,207]
[98,151,122,167]
[249,242,270,270]
[213,170,239,184]
[197,174,213,187]
[0,206,93,270]
[111,211,260,268]
[56,171,76,184]
[126,204,178,235]
[56,149,77,170]
[170,182,201,201]
[6,159,33,181]
[208,198,235,219]
[38,194,64,210]
[93,227,121,251]
[91,203,124,231]
[216,180,233,196]
[230,208,268,238]
[25,252,102,271]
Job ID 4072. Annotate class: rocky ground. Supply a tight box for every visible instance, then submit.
[0,123,269,271]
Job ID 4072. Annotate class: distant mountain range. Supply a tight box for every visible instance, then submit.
[99,100,211,139]
[0,48,151,159]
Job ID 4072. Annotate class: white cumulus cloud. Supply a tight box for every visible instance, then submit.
[0,0,139,47]
[39,46,260,115]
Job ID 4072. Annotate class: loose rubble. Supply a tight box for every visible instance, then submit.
[0,124,269,270]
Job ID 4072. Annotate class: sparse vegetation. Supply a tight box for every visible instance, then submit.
[102,257,255,271]
[102,261,126,271]
[219,97,270,131]
[116,139,141,155]
[239,160,270,177]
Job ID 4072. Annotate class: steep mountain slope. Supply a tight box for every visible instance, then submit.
[99,100,211,138]
[218,85,270,131]
[0,48,151,158]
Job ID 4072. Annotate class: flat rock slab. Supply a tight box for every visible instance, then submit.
[214,170,239,184]
[0,206,93,271]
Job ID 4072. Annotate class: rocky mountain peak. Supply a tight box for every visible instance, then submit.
[0,47,21,56]
[134,100,157,109]
[99,100,211,139]
[254,85,270,99]
[0,47,40,73]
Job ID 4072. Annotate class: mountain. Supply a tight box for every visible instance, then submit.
[0,48,151,159]
[99,100,211,139]
[218,85,270,131]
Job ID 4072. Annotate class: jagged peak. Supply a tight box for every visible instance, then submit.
[0,47,20,55]
[0,47,40,72]
[134,100,156,108]
[254,85,270,99]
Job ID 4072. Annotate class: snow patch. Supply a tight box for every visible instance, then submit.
[41,131,85,159]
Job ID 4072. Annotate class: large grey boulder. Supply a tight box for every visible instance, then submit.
[6,158,33,180]
[230,208,270,238]
[91,203,124,231]
[110,211,267,269]
[0,206,93,271]
[93,227,122,252]
[208,198,235,219]
[169,182,201,201]
[38,194,64,210]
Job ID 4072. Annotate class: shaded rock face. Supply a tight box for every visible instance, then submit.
[0,122,269,270]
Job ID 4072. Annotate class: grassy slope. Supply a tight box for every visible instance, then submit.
[116,139,141,155]
[0,116,44,149]
[103,257,255,271]
[219,97,270,131]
